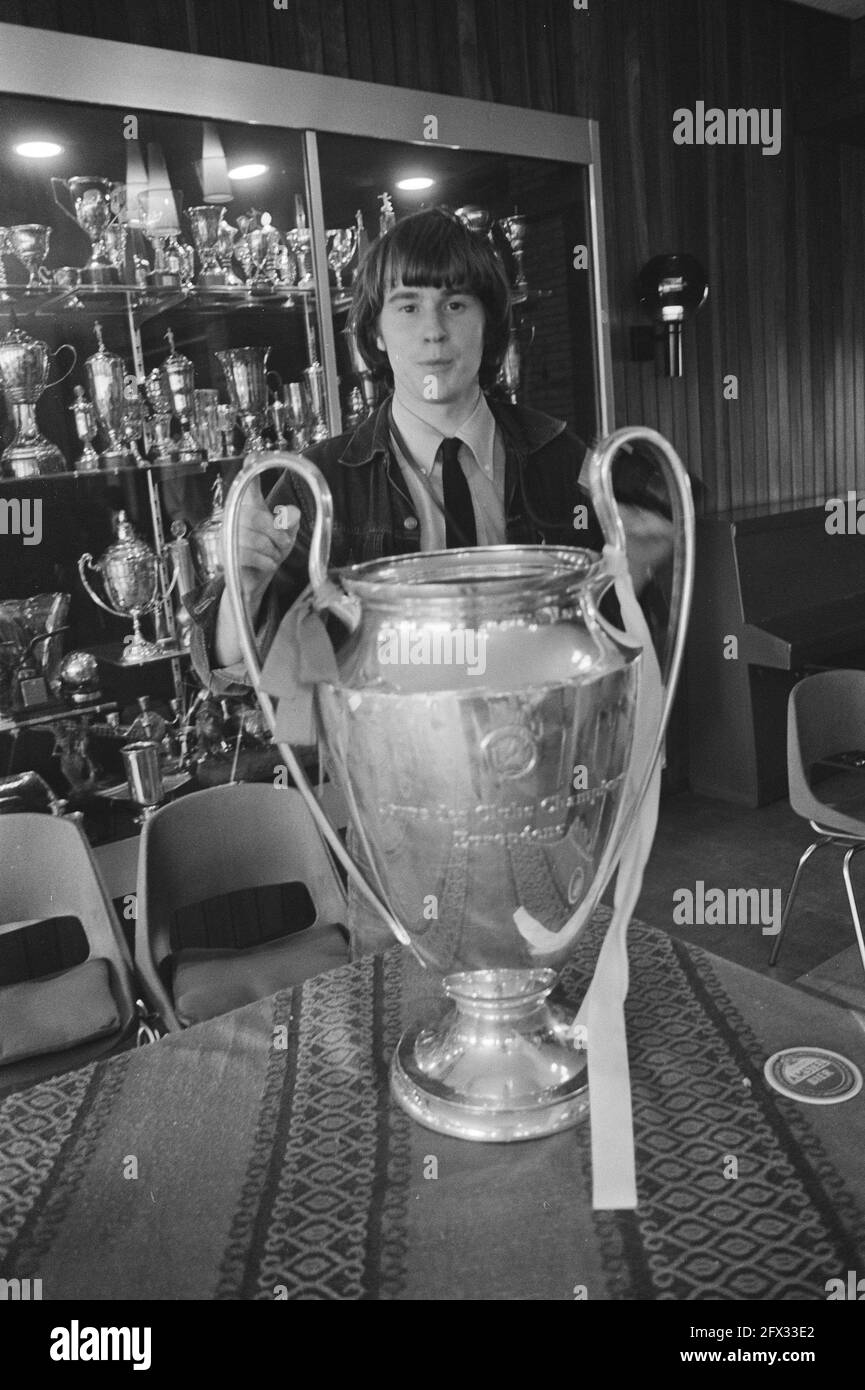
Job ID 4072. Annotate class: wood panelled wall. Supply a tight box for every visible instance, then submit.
[0,0,856,515]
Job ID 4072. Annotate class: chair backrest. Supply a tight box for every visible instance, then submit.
[0,813,137,1086]
[788,670,865,825]
[135,784,348,1020]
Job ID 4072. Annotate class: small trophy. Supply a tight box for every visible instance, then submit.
[8,224,52,292]
[215,346,270,455]
[303,363,329,443]
[500,213,528,301]
[327,227,357,291]
[121,374,149,465]
[215,216,244,286]
[69,385,100,471]
[284,381,310,451]
[187,204,226,287]
[78,511,174,664]
[163,328,201,461]
[144,368,175,463]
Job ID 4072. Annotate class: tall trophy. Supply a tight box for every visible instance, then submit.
[215,346,270,455]
[0,321,76,477]
[85,322,129,467]
[51,177,120,286]
[78,511,172,663]
[223,430,694,1166]
[163,328,201,461]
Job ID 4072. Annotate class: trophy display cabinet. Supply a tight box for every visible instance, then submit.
[0,22,613,812]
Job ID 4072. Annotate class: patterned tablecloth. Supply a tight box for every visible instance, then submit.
[2,911,865,1301]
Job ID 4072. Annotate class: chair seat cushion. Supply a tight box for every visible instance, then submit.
[0,957,121,1065]
[171,923,349,1027]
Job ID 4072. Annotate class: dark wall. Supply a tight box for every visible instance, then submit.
[0,0,855,519]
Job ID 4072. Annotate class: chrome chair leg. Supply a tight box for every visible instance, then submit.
[841,844,865,981]
[770,836,832,967]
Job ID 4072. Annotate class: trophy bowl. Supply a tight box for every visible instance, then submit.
[224,431,695,1149]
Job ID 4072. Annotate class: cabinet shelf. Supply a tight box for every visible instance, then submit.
[0,455,249,486]
[1,282,322,321]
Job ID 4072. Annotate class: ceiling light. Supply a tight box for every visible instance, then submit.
[396,176,434,191]
[15,141,63,158]
[229,163,268,180]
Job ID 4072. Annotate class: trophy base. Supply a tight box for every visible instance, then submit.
[120,635,164,665]
[390,967,590,1142]
[2,438,67,478]
[80,263,120,287]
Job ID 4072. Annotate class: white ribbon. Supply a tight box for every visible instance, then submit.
[514,544,664,1209]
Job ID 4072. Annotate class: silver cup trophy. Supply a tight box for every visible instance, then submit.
[215,346,270,455]
[224,430,694,1145]
[85,322,129,467]
[78,511,175,664]
[163,329,201,461]
[8,224,52,292]
[51,176,121,286]
[0,323,76,477]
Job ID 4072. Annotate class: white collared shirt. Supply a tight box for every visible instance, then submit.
[390,391,507,549]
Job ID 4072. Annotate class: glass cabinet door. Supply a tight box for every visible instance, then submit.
[315,131,600,445]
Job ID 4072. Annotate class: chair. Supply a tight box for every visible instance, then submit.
[0,813,138,1094]
[770,670,865,977]
[135,783,349,1030]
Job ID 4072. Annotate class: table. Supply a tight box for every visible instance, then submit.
[2,911,865,1300]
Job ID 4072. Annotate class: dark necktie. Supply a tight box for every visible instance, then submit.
[440,437,477,548]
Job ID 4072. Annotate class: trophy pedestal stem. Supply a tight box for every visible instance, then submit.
[390,966,590,1142]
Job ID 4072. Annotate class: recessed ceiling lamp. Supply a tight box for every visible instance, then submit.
[228,163,268,180]
[396,176,434,191]
[15,141,64,158]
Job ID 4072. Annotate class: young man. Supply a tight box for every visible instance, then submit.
[197,206,673,685]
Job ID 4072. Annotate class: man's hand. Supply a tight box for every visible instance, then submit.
[214,489,300,668]
[618,504,674,595]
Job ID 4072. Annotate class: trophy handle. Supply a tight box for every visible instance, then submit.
[47,344,78,390]
[586,425,695,880]
[51,178,77,223]
[223,453,413,950]
[77,554,120,617]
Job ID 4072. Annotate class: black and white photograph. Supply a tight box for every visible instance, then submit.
[0,0,863,1347]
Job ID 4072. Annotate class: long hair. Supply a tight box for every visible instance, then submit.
[349,207,512,391]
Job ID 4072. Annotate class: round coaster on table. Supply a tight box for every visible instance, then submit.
[763,1047,863,1105]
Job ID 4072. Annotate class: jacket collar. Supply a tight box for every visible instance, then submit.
[336,392,566,467]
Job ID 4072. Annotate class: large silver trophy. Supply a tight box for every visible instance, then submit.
[224,431,694,1147]
[51,176,122,286]
[78,511,174,664]
[0,323,76,477]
